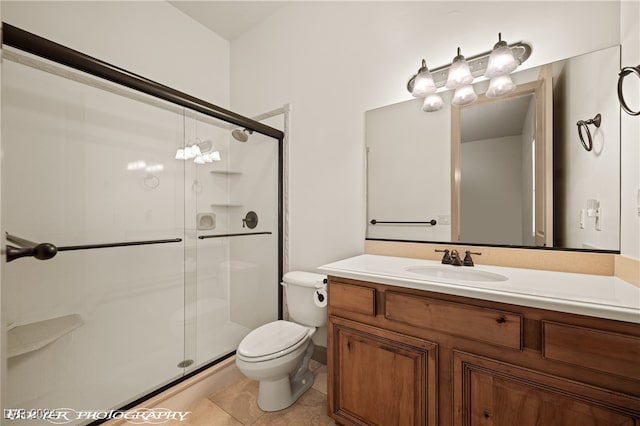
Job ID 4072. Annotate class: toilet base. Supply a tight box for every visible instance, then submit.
[257,369,314,412]
[256,341,316,412]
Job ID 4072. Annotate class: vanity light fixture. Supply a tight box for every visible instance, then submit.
[452,84,478,106]
[422,93,445,112]
[486,73,516,98]
[446,48,474,89]
[411,59,437,97]
[484,33,519,78]
[407,34,532,112]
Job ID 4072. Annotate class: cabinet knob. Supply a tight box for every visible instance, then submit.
[496,317,506,324]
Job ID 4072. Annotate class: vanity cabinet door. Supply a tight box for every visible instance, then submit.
[328,316,437,426]
[453,351,640,426]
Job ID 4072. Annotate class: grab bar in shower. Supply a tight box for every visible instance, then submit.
[198,232,273,240]
[370,219,437,226]
[4,232,182,263]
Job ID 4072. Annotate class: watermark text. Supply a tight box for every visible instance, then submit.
[4,408,191,424]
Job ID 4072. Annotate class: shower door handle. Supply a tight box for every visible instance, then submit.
[4,232,182,263]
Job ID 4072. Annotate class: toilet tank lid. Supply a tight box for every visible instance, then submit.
[282,271,327,288]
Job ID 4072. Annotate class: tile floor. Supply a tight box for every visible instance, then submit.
[166,360,335,425]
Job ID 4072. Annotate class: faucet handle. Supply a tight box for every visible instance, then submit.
[435,249,451,264]
[463,251,482,266]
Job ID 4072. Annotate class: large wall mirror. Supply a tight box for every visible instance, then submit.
[366,45,621,252]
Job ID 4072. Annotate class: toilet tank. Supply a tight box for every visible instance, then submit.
[282,271,327,327]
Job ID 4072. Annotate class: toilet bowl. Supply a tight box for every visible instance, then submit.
[235,271,327,412]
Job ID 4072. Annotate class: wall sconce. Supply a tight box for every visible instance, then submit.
[411,59,437,97]
[407,33,532,111]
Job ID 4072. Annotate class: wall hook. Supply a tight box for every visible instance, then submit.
[576,113,601,152]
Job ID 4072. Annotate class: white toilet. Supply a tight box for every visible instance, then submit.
[235,271,327,411]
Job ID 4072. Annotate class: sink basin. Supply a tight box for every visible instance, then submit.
[404,265,508,282]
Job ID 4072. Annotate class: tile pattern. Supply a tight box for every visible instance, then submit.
[165,360,334,425]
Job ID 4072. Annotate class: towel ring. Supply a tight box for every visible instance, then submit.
[576,113,601,152]
[618,65,640,116]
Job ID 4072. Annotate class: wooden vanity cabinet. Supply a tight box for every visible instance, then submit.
[330,317,437,426]
[327,277,640,426]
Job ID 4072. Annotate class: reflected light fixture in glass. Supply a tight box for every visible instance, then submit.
[486,74,516,98]
[445,48,473,89]
[452,84,477,106]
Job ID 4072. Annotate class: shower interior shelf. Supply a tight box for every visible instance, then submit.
[210,171,242,207]
[7,314,84,358]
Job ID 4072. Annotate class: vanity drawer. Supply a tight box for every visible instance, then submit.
[329,281,376,316]
[385,291,522,349]
[542,321,640,380]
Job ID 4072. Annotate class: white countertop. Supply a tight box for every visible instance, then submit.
[318,254,640,324]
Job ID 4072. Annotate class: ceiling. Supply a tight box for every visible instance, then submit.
[169,1,290,41]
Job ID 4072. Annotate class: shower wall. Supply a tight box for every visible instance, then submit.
[1,30,281,424]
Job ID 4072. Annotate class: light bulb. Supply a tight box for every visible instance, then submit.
[452,84,477,106]
[422,93,444,112]
[446,48,473,89]
[486,74,516,98]
[411,60,436,97]
[485,34,518,78]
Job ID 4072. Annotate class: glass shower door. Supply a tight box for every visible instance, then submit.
[1,30,282,425]
[1,56,187,420]
[184,113,280,371]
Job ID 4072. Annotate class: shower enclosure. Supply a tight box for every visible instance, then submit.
[1,24,283,424]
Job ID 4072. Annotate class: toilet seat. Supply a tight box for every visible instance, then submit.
[237,320,313,363]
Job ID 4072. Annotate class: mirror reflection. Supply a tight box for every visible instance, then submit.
[366,45,620,251]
